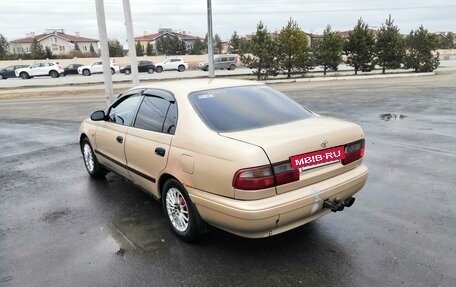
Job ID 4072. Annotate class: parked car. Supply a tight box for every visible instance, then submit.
[120,60,155,75]
[198,55,237,71]
[79,79,368,241]
[77,60,119,76]
[0,65,29,79]
[63,64,83,75]
[154,58,188,73]
[15,62,64,79]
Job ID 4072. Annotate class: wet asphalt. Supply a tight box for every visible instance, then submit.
[0,70,455,286]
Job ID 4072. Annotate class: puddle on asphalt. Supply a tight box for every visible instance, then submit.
[380,113,407,121]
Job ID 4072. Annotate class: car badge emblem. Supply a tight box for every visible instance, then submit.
[320,140,328,148]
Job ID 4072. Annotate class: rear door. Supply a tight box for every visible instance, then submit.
[124,89,177,197]
[91,61,103,73]
[94,93,142,178]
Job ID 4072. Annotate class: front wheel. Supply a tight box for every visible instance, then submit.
[111,68,115,75]
[49,70,59,78]
[177,65,185,72]
[147,68,154,74]
[156,66,163,73]
[229,64,236,70]
[82,69,91,76]
[162,179,205,241]
[124,69,131,75]
[81,138,107,178]
[20,72,29,79]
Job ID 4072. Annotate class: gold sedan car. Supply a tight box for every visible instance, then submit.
[79,79,368,241]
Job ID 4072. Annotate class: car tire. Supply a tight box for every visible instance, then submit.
[20,72,29,79]
[81,137,107,179]
[0,74,5,79]
[178,65,185,72]
[49,70,59,78]
[82,69,91,76]
[203,66,208,72]
[162,179,206,242]
[156,66,163,73]
[147,68,154,74]
[124,69,131,75]
[229,64,236,70]
[111,68,115,75]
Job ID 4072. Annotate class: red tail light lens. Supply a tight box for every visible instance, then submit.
[233,162,299,190]
[342,139,365,165]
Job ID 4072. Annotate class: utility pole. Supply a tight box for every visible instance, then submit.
[207,0,214,78]
[95,0,115,105]
[123,0,139,86]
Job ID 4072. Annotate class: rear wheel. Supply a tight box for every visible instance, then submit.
[124,69,131,75]
[81,137,107,178]
[111,68,115,75]
[82,69,91,76]
[229,64,236,70]
[177,65,185,72]
[0,73,5,79]
[156,66,163,73]
[162,179,205,242]
[147,67,154,74]
[20,72,29,79]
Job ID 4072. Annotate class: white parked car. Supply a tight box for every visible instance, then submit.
[15,62,64,79]
[78,60,120,76]
[154,58,188,73]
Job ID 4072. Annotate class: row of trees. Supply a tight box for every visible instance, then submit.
[240,16,442,79]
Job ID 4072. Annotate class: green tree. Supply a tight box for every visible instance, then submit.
[146,42,154,56]
[156,35,187,55]
[344,18,376,75]
[74,42,80,51]
[191,37,206,55]
[405,26,440,72]
[44,46,53,59]
[89,43,97,56]
[228,31,241,54]
[30,38,45,59]
[439,32,455,49]
[240,21,279,80]
[108,39,124,57]
[0,34,8,59]
[135,41,145,56]
[313,25,344,75]
[214,34,223,54]
[375,15,405,74]
[277,18,313,78]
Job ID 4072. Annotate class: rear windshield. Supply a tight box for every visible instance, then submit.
[188,85,314,132]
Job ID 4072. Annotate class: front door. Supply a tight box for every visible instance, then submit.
[94,94,142,178]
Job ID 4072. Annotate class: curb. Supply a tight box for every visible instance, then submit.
[263,72,435,84]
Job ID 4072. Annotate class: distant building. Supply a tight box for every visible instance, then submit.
[9,29,99,56]
[135,29,199,54]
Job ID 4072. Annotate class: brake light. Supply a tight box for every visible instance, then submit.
[233,162,299,190]
[342,139,365,165]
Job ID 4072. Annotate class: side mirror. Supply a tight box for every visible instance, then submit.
[90,110,106,121]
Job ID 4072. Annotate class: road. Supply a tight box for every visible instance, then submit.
[0,70,455,286]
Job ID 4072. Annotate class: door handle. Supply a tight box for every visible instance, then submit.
[155,147,166,157]
[116,136,123,143]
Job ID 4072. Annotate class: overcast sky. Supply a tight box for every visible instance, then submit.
[1,0,455,44]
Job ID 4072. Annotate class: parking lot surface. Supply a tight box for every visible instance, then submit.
[0,70,455,286]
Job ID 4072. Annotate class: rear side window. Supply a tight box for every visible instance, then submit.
[189,85,314,132]
[134,96,177,134]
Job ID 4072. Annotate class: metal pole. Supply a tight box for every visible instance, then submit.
[122,0,139,86]
[207,0,214,78]
[95,0,115,105]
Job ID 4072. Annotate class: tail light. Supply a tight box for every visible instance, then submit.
[233,161,299,190]
[342,139,365,165]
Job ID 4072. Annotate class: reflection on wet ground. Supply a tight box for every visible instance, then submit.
[380,113,407,121]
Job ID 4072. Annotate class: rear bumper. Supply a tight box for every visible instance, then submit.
[188,164,368,238]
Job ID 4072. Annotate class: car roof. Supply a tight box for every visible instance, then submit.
[126,79,262,98]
